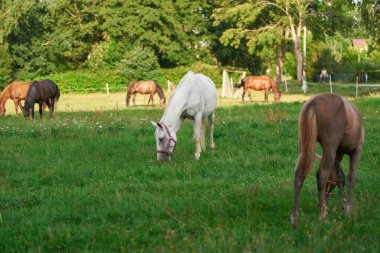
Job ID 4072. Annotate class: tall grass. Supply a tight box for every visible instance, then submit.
[0,98,379,252]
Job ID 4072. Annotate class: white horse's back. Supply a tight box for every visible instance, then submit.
[168,71,217,117]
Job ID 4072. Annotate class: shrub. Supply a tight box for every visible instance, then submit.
[116,46,160,81]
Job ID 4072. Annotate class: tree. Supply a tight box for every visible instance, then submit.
[0,0,34,44]
[116,46,160,81]
[361,0,380,47]
[47,0,106,68]
[214,0,357,82]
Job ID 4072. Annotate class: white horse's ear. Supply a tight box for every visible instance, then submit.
[150,121,163,128]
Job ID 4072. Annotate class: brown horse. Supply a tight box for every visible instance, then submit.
[234,76,281,102]
[291,93,364,225]
[0,81,32,116]
[24,79,60,119]
[126,80,166,106]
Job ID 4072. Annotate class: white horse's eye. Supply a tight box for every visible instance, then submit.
[159,137,164,142]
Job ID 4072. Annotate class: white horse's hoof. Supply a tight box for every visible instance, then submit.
[194,153,200,160]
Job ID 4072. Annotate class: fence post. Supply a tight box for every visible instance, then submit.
[356,76,358,98]
[284,75,288,93]
[329,75,332,93]
[106,82,109,95]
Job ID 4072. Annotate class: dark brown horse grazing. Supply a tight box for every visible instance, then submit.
[126,80,166,106]
[291,93,364,225]
[0,81,32,116]
[234,76,281,102]
[24,79,60,119]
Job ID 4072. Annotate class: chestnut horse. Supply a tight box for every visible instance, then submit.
[24,79,60,119]
[234,76,281,102]
[126,80,166,106]
[291,93,364,224]
[0,81,32,116]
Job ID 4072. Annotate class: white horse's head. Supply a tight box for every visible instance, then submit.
[151,121,177,161]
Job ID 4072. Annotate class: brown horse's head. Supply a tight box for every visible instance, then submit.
[0,104,6,116]
[24,100,32,118]
[274,91,281,102]
[160,97,166,107]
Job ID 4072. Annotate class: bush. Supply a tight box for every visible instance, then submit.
[38,61,225,93]
[116,46,160,81]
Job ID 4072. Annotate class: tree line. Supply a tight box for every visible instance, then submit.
[0,0,379,88]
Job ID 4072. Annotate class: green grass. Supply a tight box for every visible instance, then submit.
[0,98,379,252]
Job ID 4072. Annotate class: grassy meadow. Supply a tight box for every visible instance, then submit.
[0,88,379,252]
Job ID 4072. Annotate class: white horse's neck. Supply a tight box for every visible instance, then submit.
[160,89,189,134]
[160,74,194,134]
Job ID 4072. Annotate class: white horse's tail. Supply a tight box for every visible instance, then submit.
[200,119,206,152]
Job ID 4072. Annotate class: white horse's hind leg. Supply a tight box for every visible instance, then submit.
[208,113,215,153]
[193,113,202,160]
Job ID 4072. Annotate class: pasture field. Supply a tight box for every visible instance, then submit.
[0,94,379,252]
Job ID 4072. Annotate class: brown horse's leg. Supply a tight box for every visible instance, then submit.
[47,99,54,118]
[316,150,336,222]
[336,159,346,211]
[126,93,131,107]
[291,158,306,225]
[148,94,154,105]
[248,89,253,102]
[326,152,344,198]
[133,93,137,106]
[13,99,19,116]
[19,100,25,113]
[31,104,35,120]
[38,103,44,119]
[265,90,269,102]
[345,147,362,216]
[242,88,245,102]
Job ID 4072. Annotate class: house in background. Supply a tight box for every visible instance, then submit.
[352,39,368,52]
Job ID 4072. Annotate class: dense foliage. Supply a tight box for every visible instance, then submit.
[0,0,379,89]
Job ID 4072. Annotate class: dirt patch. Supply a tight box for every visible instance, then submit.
[3,89,313,115]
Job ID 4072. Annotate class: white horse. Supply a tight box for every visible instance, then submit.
[151,71,217,161]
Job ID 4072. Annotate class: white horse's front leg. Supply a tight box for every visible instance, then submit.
[193,114,202,160]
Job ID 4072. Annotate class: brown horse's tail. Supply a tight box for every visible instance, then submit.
[295,105,317,179]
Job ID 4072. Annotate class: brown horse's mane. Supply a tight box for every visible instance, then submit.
[269,78,280,94]
[127,81,137,92]
[0,82,12,105]
[154,81,165,100]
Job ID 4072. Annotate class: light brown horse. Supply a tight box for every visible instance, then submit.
[0,81,32,116]
[234,76,281,102]
[126,80,166,107]
[291,93,364,225]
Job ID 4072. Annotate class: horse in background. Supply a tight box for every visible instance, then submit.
[234,76,281,102]
[24,79,60,119]
[291,93,364,225]
[320,69,329,83]
[151,71,217,161]
[0,81,32,116]
[126,80,166,107]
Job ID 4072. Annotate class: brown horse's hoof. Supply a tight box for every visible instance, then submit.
[319,205,328,222]
[290,214,297,226]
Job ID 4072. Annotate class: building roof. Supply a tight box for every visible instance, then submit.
[352,39,368,50]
